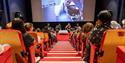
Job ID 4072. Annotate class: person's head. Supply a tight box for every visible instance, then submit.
[59,24,61,26]
[35,28,41,32]
[122,19,125,25]
[68,23,70,25]
[97,10,112,25]
[76,23,79,26]
[82,22,94,33]
[47,23,50,26]
[12,20,26,33]
[24,23,34,31]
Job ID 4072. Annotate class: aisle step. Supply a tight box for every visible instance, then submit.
[49,51,77,53]
[47,52,79,57]
[41,57,82,61]
[40,61,84,63]
[40,41,82,62]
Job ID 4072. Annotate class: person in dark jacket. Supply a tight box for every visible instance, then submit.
[84,10,112,63]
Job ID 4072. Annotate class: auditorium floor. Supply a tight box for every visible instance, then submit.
[40,41,84,63]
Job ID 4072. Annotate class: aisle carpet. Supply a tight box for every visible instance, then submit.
[40,41,84,63]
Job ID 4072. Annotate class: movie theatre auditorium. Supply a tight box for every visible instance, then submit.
[0,0,125,63]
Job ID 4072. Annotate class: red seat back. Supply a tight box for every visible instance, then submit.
[0,29,27,63]
[99,29,125,63]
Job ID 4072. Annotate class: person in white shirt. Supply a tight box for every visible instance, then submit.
[110,20,121,29]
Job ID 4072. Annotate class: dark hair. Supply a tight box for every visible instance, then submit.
[12,20,26,33]
[97,10,112,23]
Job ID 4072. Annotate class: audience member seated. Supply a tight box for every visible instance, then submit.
[12,20,34,48]
[6,12,25,29]
[84,10,112,63]
[24,22,34,32]
[122,19,125,28]
[65,23,71,32]
[55,24,62,32]
[24,22,43,59]
[35,28,41,32]
[81,22,93,57]
[110,20,121,29]
[82,22,94,42]
[73,27,81,51]
[49,28,57,44]
[76,23,81,29]
[11,20,34,63]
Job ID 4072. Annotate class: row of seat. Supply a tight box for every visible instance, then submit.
[70,29,125,63]
[0,29,125,63]
[0,29,54,63]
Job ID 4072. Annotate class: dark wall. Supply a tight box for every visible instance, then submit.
[119,0,125,21]
[8,0,26,21]
[95,0,121,21]
[7,0,32,22]
[32,21,93,30]
[1,0,125,28]
[95,0,125,23]
[0,0,4,27]
[0,0,3,10]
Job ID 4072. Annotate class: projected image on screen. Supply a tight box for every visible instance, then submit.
[41,0,84,22]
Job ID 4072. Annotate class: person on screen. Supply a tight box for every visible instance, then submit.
[84,10,112,63]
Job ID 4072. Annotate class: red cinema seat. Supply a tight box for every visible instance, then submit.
[0,29,28,63]
[37,32,45,56]
[0,45,13,63]
[28,32,44,57]
[116,46,125,63]
[0,29,35,63]
[98,29,125,63]
[89,31,106,63]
